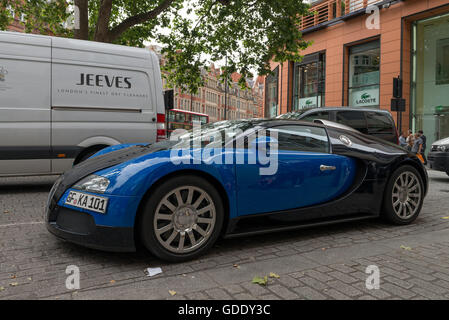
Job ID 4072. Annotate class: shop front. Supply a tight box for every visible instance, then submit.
[265,0,449,146]
[411,11,449,150]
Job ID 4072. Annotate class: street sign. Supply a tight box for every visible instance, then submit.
[391,98,406,112]
[393,76,403,98]
[164,89,174,110]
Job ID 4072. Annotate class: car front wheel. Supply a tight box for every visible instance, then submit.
[139,175,224,262]
[382,165,424,225]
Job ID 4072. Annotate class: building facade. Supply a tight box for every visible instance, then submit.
[5,4,27,33]
[149,45,264,123]
[265,0,449,150]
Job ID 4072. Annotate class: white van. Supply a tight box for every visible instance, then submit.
[0,31,166,176]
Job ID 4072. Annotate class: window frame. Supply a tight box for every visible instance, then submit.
[267,124,331,154]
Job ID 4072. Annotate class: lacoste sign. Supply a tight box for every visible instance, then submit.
[351,89,379,107]
[299,96,320,109]
[356,92,377,105]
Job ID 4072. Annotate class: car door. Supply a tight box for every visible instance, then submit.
[235,124,357,216]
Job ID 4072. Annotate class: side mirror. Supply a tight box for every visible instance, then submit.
[250,136,279,151]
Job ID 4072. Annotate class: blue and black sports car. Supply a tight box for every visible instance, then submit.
[46,119,428,262]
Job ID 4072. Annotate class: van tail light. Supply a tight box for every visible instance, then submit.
[156,113,166,142]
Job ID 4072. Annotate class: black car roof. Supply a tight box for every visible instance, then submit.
[287,106,393,116]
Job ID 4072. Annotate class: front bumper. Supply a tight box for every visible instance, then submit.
[46,206,135,252]
[428,151,449,173]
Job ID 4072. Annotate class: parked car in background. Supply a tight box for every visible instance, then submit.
[428,137,449,176]
[277,107,399,144]
[0,31,166,177]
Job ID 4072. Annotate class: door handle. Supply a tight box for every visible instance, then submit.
[320,165,336,172]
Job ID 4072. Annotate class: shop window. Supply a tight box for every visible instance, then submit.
[348,40,380,108]
[292,52,326,111]
[412,12,449,152]
[265,66,279,117]
[436,38,449,85]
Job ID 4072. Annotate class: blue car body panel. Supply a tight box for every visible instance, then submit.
[59,148,239,226]
[57,145,357,228]
[235,149,356,215]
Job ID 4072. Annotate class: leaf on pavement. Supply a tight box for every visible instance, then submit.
[442,217,449,220]
[269,272,280,279]
[252,276,268,286]
[400,245,412,251]
[3,210,9,214]
[9,282,18,287]
[233,264,241,269]
[169,290,177,296]
[0,286,4,291]
[110,280,116,284]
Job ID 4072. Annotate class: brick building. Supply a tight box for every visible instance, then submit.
[5,4,26,33]
[265,0,449,150]
[149,45,264,123]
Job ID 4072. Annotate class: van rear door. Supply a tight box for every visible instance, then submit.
[0,33,51,175]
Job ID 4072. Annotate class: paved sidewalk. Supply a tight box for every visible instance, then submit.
[1,170,449,300]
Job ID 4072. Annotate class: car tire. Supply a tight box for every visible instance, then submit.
[382,165,424,225]
[139,175,224,262]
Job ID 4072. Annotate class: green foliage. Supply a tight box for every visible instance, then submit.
[0,1,12,30]
[3,1,71,36]
[1,0,311,93]
[159,0,311,92]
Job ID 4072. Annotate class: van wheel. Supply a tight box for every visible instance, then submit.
[139,175,224,262]
[382,165,424,225]
[75,145,107,164]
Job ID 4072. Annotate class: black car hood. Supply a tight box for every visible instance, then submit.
[48,141,175,211]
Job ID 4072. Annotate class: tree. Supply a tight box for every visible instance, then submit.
[3,0,312,92]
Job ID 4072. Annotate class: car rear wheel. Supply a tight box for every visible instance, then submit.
[139,175,224,262]
[382,165,424,225]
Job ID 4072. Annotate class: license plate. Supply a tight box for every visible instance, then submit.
[65,191,108,214]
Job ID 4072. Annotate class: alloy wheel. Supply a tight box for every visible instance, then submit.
[391,171,422,219]
[153,186,216,254]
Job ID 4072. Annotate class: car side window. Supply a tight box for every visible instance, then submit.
[268,125,330,153]
[336,111,368,134]
[300,112,330,122]
[366,112,394,134]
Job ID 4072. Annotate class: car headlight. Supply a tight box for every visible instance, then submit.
[72,175,110,194]
[437,145,449,152]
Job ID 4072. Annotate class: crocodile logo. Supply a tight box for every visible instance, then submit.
[356,92,377,105]
[361,93,370,99]
[306,99,313,105]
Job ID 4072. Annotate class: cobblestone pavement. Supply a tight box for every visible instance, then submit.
[1,170,449,300]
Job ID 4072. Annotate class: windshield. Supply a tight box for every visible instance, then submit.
[170,119,260,149]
